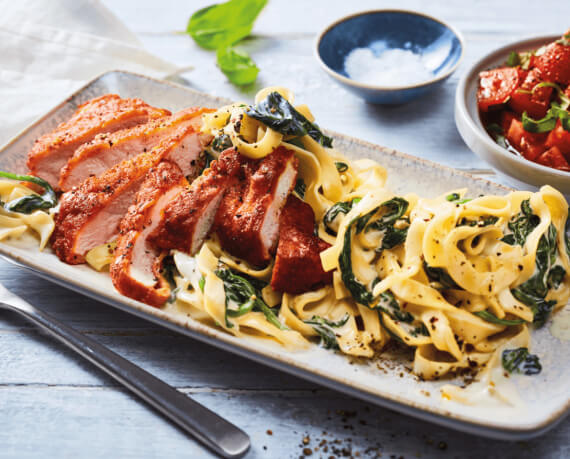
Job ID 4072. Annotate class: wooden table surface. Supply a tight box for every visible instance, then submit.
[2,1,570,457]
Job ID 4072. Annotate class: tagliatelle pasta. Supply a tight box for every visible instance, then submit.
[0,179,54,249]
[173,87,570,396]
[1,87,568,403]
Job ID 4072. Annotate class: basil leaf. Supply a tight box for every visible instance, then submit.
[551,103,570,131]
[506,51,520,67]
[216,46,259,86]
[246,92,334,148]
[502,348,542,375]
[474,310,525,326]
[304,314,349,349]
[187,0,267,50]
[198,275,206,292]
[522,110,556,133]
[0,171,57,214]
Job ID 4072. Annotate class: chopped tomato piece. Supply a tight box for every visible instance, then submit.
[535,43,570,85]
[536,146,570,171]
[509,68,553,118]
[506,118,548,161]
[501,111,517,133]
[477,67,522,112]
[546,120,570,157]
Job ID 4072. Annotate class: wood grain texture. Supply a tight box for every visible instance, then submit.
[2,1,570,457]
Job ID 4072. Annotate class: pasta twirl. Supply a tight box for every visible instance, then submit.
[173,87,570,388]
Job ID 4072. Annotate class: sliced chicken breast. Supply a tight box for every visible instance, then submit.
[59,107,214,191]
[110,161,188,307]
[270,195,332,293]
[51,124,206,264]
[149,148,243,255]
[27,94,169,188]
[215,146,298,267]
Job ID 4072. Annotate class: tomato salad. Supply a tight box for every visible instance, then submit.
[477,31,570,172]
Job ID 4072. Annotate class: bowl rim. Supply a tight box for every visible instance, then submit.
[314,8,465,91]
[454,33,570,180]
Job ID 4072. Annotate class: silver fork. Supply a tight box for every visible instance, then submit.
[0,282,250,458]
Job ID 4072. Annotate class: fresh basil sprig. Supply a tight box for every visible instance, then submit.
[0,171,57,214]
[246,92,334,148]
[187,0,267,85]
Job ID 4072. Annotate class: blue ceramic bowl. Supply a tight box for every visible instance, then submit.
[315,10,464,104]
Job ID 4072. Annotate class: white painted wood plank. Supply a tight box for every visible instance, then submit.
[1,386,570,459]
[0,328,316,390]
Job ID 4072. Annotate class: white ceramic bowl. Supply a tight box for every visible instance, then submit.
[454,35,570,193]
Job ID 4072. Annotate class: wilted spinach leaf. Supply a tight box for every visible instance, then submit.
[304,314,349,349]
[502,347,542,375]
[377,290,413,323]
[215,266,286,329]
[294,178,306,199]
[0,171,57,214]
[423,262,460,290]
[246,92,333,148]
[473,310,525,326]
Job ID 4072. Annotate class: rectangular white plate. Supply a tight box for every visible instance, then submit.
[1,71,568,440]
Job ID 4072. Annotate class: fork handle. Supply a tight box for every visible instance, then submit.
[4,300,250,458]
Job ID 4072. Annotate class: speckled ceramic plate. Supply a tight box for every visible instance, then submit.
[1,71,568,440]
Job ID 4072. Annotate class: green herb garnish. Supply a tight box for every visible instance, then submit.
[294,178,306,199]
[246,91,334,148]
[474,310,525,326]
[186,0,267,85]
[211,134,233,153]
[216,46,259,86]
[338,198,409,305]
[424,262,461,290]
[506,51,521,67]
[304,314,349,349]
[0,171,57,214]
[503,201,565,326]
[502,347,542,375]
[335,161,349,173]
[215,266,286,330]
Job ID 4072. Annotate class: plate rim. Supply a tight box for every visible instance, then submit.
[1,69,568,440]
